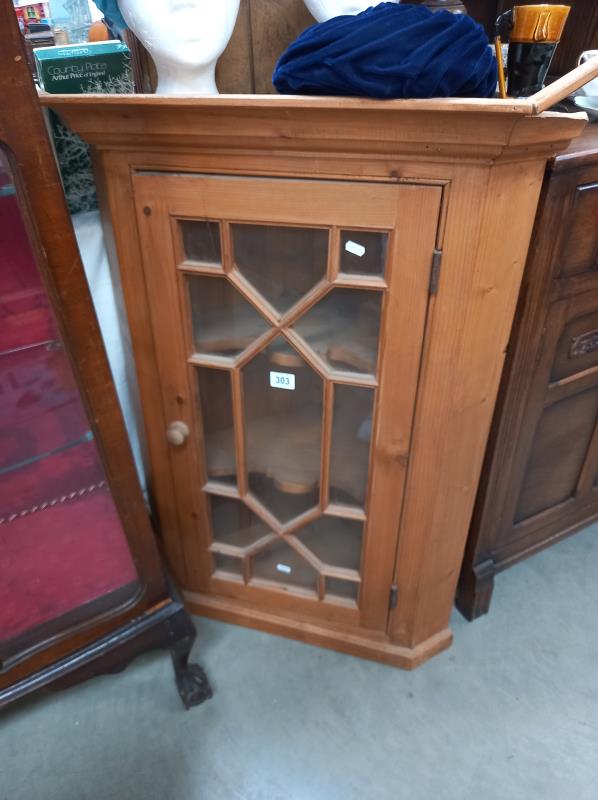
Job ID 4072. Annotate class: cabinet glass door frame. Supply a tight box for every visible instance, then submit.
[134,173,442,632]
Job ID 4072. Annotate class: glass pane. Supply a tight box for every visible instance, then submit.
[251,538,318,593]
[213,553,243,577]
[326,578,359,602]
[243,337,322,523]
[180,220,221,265]
[295,517,363,572]
[339,230,388,277]
[197,368,236,485]
[187,275,269,358]
[246,473,320,524]
[293,289,382,376]
[329,385,374,507]
[232,224,328,314]
[210,495,271,549]
[0,149,139,661]
[17,2,93,44]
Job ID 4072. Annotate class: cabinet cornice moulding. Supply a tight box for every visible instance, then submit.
[40,94,587,165]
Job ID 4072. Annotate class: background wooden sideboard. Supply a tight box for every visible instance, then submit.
[128,0,598,94]
[457,126,598,620]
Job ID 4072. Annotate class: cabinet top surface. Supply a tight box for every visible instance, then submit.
[41,92,538,115]
[40,93,588,165]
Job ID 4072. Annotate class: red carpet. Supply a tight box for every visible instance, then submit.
[0,183,137,648]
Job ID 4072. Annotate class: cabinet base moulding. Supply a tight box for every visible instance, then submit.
[183,590,453,669]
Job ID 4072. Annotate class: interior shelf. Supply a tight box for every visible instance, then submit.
[204,404,371,508]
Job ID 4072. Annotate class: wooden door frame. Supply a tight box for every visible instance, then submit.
[131,172,442,633]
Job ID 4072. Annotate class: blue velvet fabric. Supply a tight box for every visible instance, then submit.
[273,3,497,99]
[92,0,127,33]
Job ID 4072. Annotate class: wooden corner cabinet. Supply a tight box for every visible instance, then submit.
[458,126,598,620]
[42,93,586,668]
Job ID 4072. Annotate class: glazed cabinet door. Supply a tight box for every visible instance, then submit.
[133,173,441,632]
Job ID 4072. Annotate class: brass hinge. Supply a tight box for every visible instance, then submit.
[429,248,443,296]
[389,584,398,610]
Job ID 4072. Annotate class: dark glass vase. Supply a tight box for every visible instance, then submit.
[506,42,557,97]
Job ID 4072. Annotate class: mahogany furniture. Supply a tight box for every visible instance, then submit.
[457,125,598,619]
[0,0,211,709]
[42,72,593,668]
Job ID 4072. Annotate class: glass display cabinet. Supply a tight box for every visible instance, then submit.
[0,6,211,709]
[0,148,140,664]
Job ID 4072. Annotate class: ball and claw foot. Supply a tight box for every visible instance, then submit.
[174,661,213,709]
[171,633,213,710]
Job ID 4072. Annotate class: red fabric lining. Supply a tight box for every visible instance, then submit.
[0,195,56,351]
[0,489,138,641]
[0,182,137,646]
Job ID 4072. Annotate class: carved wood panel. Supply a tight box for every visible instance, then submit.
[558,183,598,278]
[514,382,598,523]
[553,310,598,379]
[491,286,598,554]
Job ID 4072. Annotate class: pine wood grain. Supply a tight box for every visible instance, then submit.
[54,93,587,667]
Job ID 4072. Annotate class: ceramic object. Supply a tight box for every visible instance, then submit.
[573,95,598,122]
[496,4,570,97]
[577,51,598,96]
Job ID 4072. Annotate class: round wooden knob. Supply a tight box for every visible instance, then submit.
[166,421,190,447]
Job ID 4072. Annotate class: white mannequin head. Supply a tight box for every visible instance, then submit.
[119,0,240,95]
[305,0,390,23]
